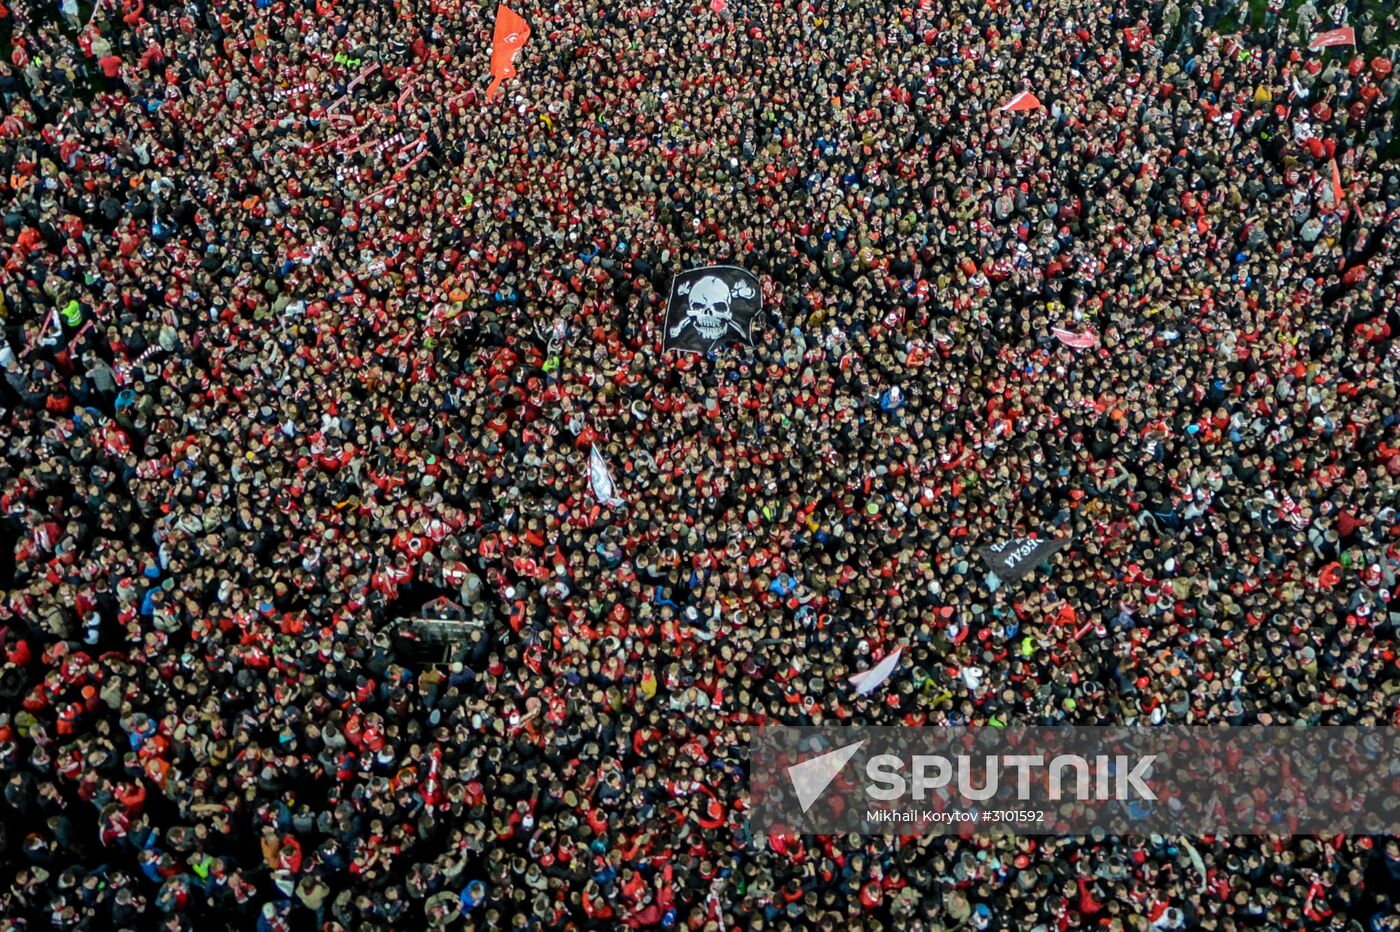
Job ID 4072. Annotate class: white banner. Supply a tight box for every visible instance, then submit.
[589,446,625,508]
[849,647,902,696]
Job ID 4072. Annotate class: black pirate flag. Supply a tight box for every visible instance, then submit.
[663,266,763,354]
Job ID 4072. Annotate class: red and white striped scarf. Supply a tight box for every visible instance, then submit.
[372,132,405,156]
[1279,492,1308,529]
[273,82,315,101]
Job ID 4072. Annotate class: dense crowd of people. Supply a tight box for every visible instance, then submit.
[2,0,1399,926]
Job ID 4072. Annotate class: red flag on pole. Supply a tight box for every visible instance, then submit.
[710,0,726,13]
[1329,157,1346,212]
[487,4,530,100]
[999,90,1043,113]
[1308,27,1355,51]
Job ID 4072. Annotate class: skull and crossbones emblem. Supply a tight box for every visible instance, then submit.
[669,274,755,343]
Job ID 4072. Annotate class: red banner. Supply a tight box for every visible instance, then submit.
[999,90,1043,113]
[487,4,530,100]
[1052,327,1098,349]
[1308,27,1355,51]
[1330,158,1345,206]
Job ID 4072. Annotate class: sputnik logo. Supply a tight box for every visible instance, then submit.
[787,741,866,813]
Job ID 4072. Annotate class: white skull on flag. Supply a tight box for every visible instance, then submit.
[662,265,764,354]
[670,274,755,342]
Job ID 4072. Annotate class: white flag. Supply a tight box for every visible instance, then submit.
[849,647,902,696]
[589,446,624,508]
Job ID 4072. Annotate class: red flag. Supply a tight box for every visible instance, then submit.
[999,90,1043,113]
[1308,27,1355,51]
[710,0,726,12]
[1052,327,1098,349]
[487,4,530,100]
[1329,157,1345,206]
